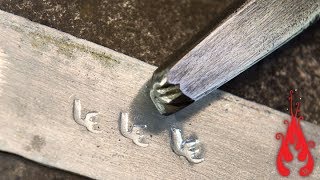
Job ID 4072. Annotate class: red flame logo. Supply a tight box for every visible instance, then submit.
[275,90,315,176]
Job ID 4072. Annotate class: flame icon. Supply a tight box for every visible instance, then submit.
[275,90,315,176]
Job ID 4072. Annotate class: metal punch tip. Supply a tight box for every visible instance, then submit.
[149,67,194,115]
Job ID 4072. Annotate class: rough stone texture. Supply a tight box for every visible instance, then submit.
[0,152,89,180]
[0,0,319,179]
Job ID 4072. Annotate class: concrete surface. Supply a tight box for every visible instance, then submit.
[0,0,319,179]
[0,152,88,179]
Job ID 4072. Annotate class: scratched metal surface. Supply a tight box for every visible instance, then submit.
[0,1,245,178]
[0,11,320,179]
[0,0,320,179]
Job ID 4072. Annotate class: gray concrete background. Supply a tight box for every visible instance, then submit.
[0,0,319,179]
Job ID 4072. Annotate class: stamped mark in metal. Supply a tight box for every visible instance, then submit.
[73,99,102,133]
[120,112,148,147]
[170,127,204,164]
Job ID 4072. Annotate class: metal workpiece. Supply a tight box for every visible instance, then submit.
[149,0,320,115]
[149,66,194,115]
